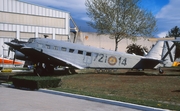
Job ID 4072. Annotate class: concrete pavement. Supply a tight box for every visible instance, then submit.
[0,84,168,111]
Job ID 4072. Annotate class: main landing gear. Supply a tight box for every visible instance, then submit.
[34,63,54,76]
[64,67,78,74]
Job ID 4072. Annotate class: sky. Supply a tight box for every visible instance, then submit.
[20,0,180,38]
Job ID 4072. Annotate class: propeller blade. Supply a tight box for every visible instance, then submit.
[13,50,17,64]
[13,54,16,64]
[8,46,15,57]
[11,38,27,44]
[11,38,19,43]
[8,47,10,57]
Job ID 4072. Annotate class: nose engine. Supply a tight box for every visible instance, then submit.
[14,50,27,60]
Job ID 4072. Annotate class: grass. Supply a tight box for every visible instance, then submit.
[1,67,180,110]
[50,72,180,110]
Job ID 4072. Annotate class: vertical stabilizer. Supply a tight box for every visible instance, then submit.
[161,41,176,67]
[146,41,176,67]
[146,41,164,60]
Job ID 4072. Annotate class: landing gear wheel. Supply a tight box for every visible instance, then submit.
[34,66,43,76]
[159,67,164,74]
[45,65,54,75]
[69,68,77,74]
[34,63,54,76]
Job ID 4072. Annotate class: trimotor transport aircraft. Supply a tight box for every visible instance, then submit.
[4,37,176,76]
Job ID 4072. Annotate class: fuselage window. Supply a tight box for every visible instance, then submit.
[46,45,50,49]
[86,52,92,56]
[54,46,58,50]
[61,47,67,51]
[69,49,75,53]
[37,43,43,48]
[78,50,83,55]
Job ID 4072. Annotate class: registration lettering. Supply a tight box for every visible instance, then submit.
[94,54,127,66]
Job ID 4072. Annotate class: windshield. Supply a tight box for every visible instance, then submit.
[28,38,36,43]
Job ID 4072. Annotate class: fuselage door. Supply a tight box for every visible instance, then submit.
[83,52,92,66]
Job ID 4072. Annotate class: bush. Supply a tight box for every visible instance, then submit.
[12,76,61,90]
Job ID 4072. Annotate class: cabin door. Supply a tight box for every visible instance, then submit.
[83,53,92,66]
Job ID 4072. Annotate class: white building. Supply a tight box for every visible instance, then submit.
[0,0,160,68]
[0,0,71,58]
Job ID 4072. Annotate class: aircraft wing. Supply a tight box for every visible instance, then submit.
[20,47,84,69]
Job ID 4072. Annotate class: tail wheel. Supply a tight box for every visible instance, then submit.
[159,67,164,74]
[69,68,77,74]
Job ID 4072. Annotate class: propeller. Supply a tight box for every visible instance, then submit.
[12,50,18,65]
[11,38,19,43]
[8,47,15,57]
[7,39,19,64]
[13,54,16,64]
[11,38,27,44]
[6,39,27,64]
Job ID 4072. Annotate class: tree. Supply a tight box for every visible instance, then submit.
[85,0,157,51]
[166,26,180,59]
[168,26,180,39]
[126,43,148,56]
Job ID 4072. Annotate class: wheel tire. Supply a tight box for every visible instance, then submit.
[35,66,43,76]
[45,65,54,75]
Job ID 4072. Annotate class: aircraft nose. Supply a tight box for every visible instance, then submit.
[4,42,24,49]
[4,42,11,46]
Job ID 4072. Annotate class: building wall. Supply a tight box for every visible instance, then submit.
[0,0,71,59]
[78,32,156,52]
[0,0,70,40]
[0,0,157,67]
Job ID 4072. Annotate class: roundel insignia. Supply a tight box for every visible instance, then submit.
[108,56,117,65]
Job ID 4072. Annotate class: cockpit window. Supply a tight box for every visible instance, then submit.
[28,38,35,43]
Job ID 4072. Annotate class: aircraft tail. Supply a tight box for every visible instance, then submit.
[146,41,176,67]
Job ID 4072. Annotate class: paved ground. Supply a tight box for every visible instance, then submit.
[0,84,167,111]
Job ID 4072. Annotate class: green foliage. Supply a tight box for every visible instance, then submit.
[166,26,180,59]
[85,0,157,51]
[168,26,180,38]
[126,43,148,56]
[12,76,61,90]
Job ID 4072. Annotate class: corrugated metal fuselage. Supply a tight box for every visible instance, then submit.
[23,38,158,69]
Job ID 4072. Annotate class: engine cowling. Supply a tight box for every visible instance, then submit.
[14,50,28,60]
